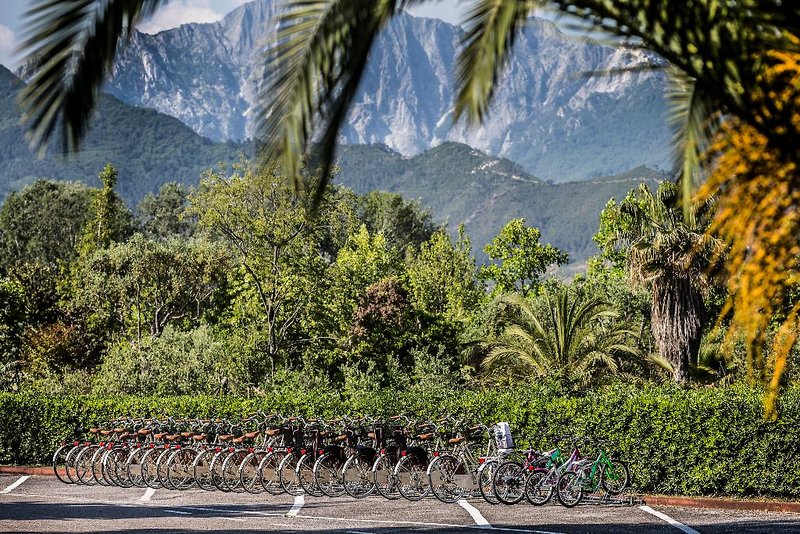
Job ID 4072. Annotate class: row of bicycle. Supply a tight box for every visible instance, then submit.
[52,412,630,507]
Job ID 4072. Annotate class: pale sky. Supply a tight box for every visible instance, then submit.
[0,0,464,68]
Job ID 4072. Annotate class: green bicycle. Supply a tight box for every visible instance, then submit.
[555,445,629,507]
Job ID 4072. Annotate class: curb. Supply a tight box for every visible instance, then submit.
[0,466,58,476]
[643,495,800,514]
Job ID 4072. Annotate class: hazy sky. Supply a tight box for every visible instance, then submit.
[0,0,464,68]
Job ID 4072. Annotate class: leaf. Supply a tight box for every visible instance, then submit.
[18,0,168,155]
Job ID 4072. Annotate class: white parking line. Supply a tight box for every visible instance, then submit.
[286,494,304,517]
[458,499,492,529]
[640,505,701,534]
[1,476,29,494]
[139,488,156,501]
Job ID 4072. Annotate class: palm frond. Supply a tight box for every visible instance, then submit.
[665,70,719,218]
[18,0,167,154]
[257,0,398,199]
[454,0,537,124]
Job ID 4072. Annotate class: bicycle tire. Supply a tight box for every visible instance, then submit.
[395,454,429,501]
[168,447,198,490]
[428,454,467,504]
[600,459,630,495]
[192,448,216,491]
[342,454,375,499]
[493,461,525,505]
[258,450,286,495]
[556,470,584,507]
[278,453,303,496]
[477,459,500,504]
[52,444,75,484]
[239,451,266,494]
[126,447,148,488]
[314,452,345,497]
[372,454,399,500]
[525,468,554,506]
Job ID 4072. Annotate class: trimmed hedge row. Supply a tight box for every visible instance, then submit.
[2,383,800,498]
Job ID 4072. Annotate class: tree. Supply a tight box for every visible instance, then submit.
[72,234,230,343]
[595,182,722,383]
[0,180,93,271]
[355,191,439,252]
[480,218,567,297]
[406,227,483,322]
[78,163,133,257]
[188,164,332,375]
[136,182,195,239]
[483,288,639,385]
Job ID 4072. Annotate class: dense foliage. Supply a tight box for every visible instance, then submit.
[3,383,800,498]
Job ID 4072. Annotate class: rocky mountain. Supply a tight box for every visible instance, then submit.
[0,66,661,266]
[24,0,672,183]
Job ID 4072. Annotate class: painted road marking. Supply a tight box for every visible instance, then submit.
[294,512,563,533]
[458,499,491,529]
[286,494,304,517]
[165,509,192,515]
[139,488,156,501]
[347,531,373,534]
[640,505,701,534]
[1,476,29,494]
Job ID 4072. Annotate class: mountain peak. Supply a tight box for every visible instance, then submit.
[95,1,670,182]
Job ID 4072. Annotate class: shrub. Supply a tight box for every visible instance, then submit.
[2,383,800,498]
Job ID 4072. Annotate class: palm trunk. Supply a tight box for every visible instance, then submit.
[651,274,704,383]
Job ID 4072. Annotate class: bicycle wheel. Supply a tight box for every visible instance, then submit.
[210,450,232,491]
[126,447,148,488]
[239,451,266,494]
[278,453,304,496]
[428,454,468,504]
[297,454,324,497]
[155,449,174,490]
[314,452,345,497]
[395,454,429,502]
[493,461,525,505]
[193,448,216,491]
[525,468,554,505]
[258,450,286,495]
[477,460,500,504]
[222,450,249,493]
[168,448,198,490]
[52,444,75,484]
[64,445,85,484]
[600,459,630,495]
[90,446,109,486]
[104,447,133,488]
[556,471,584,507]
[141,448,163,489]
[372,454,399,500]
[342,454,375,499]
[75,446,99,485]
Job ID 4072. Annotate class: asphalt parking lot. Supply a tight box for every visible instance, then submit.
[1,475,799,533]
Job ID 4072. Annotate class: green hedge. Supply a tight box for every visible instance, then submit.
[2,383,799,498]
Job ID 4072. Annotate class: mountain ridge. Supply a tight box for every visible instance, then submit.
[17,0,673,183]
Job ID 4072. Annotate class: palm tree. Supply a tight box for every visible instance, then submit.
[599,181,722,383]
[483,289,639,385]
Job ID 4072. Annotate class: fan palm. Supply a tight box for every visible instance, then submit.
[483,290,639,385]
[601,181,723,383]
